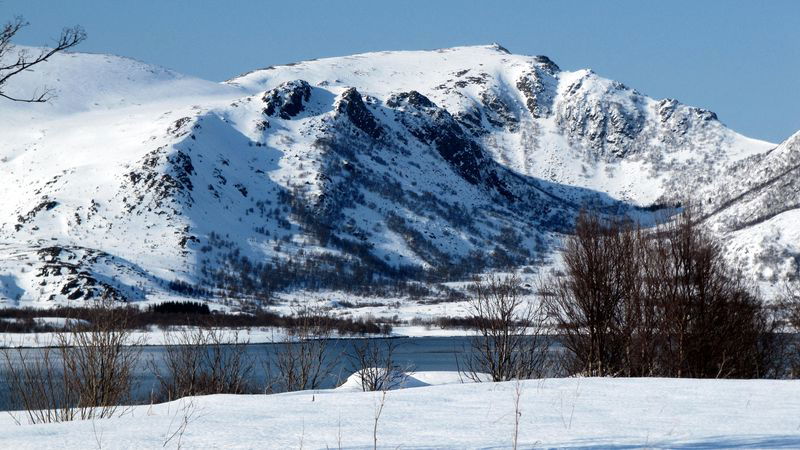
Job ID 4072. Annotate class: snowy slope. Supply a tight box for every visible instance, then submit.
[0,48,245,304]
[2,377,798,448]
[697,131,800,288]
[0,44,788,307]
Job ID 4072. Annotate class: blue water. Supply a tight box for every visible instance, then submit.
[0,336,561,410]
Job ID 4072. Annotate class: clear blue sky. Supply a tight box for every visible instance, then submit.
[4,0,798,143]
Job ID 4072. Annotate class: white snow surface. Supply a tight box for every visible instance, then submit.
[1,376,798,448]
[334,369,483,392]
[1,43,796,310]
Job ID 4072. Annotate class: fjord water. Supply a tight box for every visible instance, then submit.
[0,336,563,411]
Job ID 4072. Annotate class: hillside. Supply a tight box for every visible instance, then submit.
[0,44,791,308]
[700,131,800,285]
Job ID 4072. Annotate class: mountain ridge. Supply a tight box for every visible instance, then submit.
[0,44,793,308]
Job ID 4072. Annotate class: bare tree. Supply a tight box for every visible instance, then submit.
[347,338,409,392]
[1,16,86,102]
[154,326,253,401]
[58,303,144,420]
[1,301,142,424]
[1,344,76,424]
[541,212,649,376]
[268,307,338,392]
[460,274,549,382]
[777,286,800,378]
[653,209,776,378]
[542,208,778,379]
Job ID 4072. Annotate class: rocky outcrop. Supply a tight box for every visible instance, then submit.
[335,88,383,139]
[556,73,647,158]
[516,60,559,119]
[262,80,312,119]
[387,91,512,198]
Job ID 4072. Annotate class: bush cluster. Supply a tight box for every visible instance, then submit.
[542,208,779,378]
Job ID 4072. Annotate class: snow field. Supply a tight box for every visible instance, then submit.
[1,375,798,448]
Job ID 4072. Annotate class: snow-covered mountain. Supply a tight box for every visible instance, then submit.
[0,44,789,307]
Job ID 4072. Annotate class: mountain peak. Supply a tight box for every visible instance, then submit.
[489,42,511,54]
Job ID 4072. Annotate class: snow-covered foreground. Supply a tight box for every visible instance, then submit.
[2,375,798,449]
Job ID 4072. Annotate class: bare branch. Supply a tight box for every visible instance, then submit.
[0,16,86,103]
[0,88,53,103]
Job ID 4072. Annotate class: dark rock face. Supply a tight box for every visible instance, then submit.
[387,91,512,198]
[491,43,511,54]
[533,55,561,74]
[386,91,435,109]
[167,151,195,192]
[168,117,193,137]
[480,90,520,131]
[35,246,126,301]
[557,76,646,158]
[693,107,718,122]
[657,99,690,135]
[262,80,312,119]
[59,272,124,301]
[16,198,59,230]
[657,99,719,137]
[335,88,383,139]
[605,102,645,142]
[124,147,195,214]
[454,107,487,136]
[516,64,559,119]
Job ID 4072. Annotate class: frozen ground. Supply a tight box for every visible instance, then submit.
[0,325,289,348]
[1,375,798,448]
[0,324,475,348]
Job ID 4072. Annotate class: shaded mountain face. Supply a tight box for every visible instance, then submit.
[0,44,786,306]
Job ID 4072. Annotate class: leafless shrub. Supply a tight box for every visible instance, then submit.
[347,339,409,391]
[154,326,253,401]
[460,274,549,382]
[541,213,651,376]
[512,380,523,450]
[1,344,75,424]
[162,398,199,449]
[1,301,143,424]
[59,305,144,420]
[778,287,800,378]
[268,307,339,392]
[654,209,778,378]
[542,207,778,378]
[372,390,387,450]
